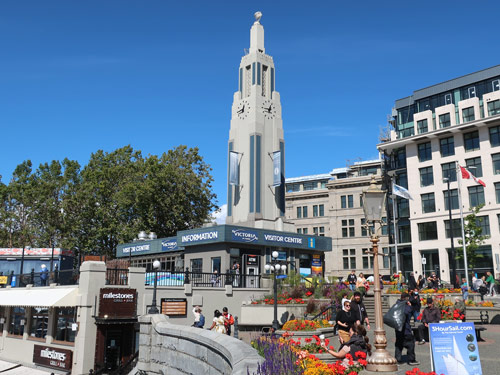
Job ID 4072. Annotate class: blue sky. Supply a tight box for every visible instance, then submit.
[2,1,500,214]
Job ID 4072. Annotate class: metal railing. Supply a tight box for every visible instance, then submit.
[106,267,129,285]
[145,269,261,289]
[0,267,80,288]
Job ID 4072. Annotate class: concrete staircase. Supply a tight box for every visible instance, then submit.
[362,294,390,323]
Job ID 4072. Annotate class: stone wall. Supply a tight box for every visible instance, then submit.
[135,314,263,375]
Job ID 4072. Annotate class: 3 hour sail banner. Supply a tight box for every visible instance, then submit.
[429,322,482,375]
[272,151,281,186]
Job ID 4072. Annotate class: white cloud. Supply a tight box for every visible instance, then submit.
[213,204,227,225]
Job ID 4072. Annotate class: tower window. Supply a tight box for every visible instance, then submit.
[252,63,256,85]
[257,62,261,85]
[245,66,251,97]
[262,65,268,97]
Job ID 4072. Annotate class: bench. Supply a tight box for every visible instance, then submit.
[475,326,486,342]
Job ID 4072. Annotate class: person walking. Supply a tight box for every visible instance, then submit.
[350,291,370,330]
[417,275,425,289]
[356,273,367,296]
[394,292,419,366]
[336,299,359,345]
[222,307,234,336]
[461,278,469,301]
[209,310,226,334]
[40,264,49,286]
[408,272,417,291]
[486,271,496,296]
[409,289,421,325]
[347,270,357,292]
[417,297,441,344]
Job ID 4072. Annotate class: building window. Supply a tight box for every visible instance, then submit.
[313,205,318,217]
[476,216,490,236]
[286,183,300,192]
[444,219,462,239]
[342,219,355,238]
[465,157,482,177]
[417,119,428,133]
[382,247,389,269]
[54,308,76,343]
[341,195,353,208]
[418,222,438,241]
[493,79,500,92]
[302,228,308,234]
[297,228,301,234]
[396,172,408,188]
[440,137,455,157]
[462,107,475,122]
[442,162,457,182]
[381,216,388,236]
[418,142,432,162]
[421,193,436,213]
[361,218,367,237]
[319,204,324,216]
[297,206,302,218]
[191,258,203,274]
[444,189,459,210]
[464,131,479,152]
[29,307,49,339]
[439,113,451,128]
[397,197,409,218]
[303,206,308,218]
[303,181,316,191]
[319,227,325,236]
[419,166,434,187]
[496,183,500,204]
[493,154,500,175]
[487,100,500,116]
[343,249,356,270]
[490,126,500,147]
[362,248,373,269]
[468,186,485,207]
[9,307,26,336]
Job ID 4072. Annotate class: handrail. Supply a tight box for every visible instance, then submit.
[307,303,337,322]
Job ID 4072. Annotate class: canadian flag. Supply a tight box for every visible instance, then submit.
[460,166,486,187]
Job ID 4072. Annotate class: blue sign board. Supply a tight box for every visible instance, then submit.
[263,233,303,246]
[276,274,287,279]
[161,239,178,252]
[231,228,259,243]
[308,237,316,249]
[429,322,482,375]
[180,230,219,244]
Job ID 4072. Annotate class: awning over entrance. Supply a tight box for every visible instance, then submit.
[0,287,79,307]
[0,360,54,374]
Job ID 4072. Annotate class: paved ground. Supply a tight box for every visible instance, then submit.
[361,322,499,375]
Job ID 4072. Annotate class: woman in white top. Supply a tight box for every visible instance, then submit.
[209,310,226,334]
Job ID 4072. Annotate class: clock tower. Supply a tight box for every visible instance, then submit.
[226,12,293,231]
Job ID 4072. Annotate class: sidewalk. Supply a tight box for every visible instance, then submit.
[360,323,499,374]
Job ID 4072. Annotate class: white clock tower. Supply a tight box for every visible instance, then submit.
[226,12,293,232]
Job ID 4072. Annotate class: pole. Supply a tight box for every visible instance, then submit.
[366,233,398,372]
[391,194,400,273]
[457,162,470,290]
[272,271,279,331]
[446,179,457,287]
[20,246,25,275]
[50,244,54,272]
[149,268,159,314]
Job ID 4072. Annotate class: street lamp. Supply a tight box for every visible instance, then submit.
[148,260,161,314]
[362,177,398,372]
[444,177,457,288]
[265,250,287,331]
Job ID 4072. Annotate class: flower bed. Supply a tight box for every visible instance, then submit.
[405,369,444,375]
[282,319,333,331]
[465,300,495,307]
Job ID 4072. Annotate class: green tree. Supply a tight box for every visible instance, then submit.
[457,204,489,278]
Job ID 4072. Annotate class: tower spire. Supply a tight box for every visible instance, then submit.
[250,11,265,54]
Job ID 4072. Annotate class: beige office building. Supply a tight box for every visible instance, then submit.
[285,160,391,278]
[378,65,500,282]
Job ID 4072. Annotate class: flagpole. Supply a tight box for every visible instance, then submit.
[457,162,470,289]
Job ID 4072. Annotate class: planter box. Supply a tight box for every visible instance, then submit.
[275,327,334,340]
[384,293,466,307]
[240,299,331,326]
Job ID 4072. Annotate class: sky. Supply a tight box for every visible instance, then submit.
[2,1,500,218]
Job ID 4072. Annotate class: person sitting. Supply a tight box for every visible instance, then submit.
[418,297,441,344]
[192,307,205,328]
[321,323,371,367]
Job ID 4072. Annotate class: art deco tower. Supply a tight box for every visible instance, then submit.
[226,12,292,231]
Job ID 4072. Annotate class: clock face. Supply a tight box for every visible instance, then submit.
[236,100,250,119]
[261,100,276,119]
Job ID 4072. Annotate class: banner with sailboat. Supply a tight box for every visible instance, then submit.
[429,322,482,375]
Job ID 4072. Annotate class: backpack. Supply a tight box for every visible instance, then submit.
[198,314,205,328]
[226,313,234,325]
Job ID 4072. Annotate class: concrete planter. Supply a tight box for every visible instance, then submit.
[465,307,500,324]
[384,293,467,307]
[275,326,334,339]
[240,299,331,326]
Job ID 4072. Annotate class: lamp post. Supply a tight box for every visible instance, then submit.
[363,177,398,372]
[264,250,287,331]
[148,260,161,314]
[444,177,457,288]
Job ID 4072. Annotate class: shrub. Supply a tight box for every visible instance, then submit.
[305,299,318,314]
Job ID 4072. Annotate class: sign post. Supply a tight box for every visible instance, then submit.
[422,257,426,277]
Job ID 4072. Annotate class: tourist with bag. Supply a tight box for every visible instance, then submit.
[393,292,419,366]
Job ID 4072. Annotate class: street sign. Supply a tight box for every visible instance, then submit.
[422,257,427,265]
[276,275,288,279]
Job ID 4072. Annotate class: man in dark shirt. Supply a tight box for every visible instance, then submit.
[347,270,357,291]
[350,291,370,330]
[395,292,419,366]
[417,297,441,344]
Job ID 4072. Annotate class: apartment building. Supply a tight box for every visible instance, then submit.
[285,160,391,278]
[378,65,500,282]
